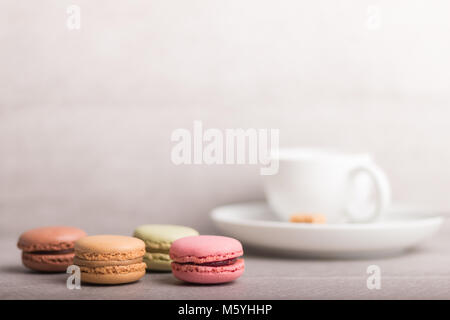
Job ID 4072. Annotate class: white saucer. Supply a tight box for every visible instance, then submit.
[210,201,445,258]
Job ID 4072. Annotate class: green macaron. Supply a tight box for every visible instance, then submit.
[133,224,199,271]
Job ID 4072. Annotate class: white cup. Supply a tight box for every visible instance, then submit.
[263,148,391,223]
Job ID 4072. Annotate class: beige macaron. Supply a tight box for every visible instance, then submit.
[74,235,146,285]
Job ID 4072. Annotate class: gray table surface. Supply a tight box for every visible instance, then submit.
[1,220,450,300]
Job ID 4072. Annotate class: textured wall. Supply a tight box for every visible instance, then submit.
[1,1,450,236]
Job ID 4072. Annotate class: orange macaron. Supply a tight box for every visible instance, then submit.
[17,226,87,272]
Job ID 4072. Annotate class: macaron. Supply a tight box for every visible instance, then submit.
[133,224,199,271]
[169,235,245,284]
[74,235,146,285]
[17,226,87,272]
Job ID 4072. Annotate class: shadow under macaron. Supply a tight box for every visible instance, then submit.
[0,264,68,275]
[146,269,171,273]
[151,274,238,287]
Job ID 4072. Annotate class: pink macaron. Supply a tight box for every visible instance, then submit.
[169,235,245,284]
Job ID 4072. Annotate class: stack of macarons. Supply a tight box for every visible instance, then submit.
[18,224,245,285]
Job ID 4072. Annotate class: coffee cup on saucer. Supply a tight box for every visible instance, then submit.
[263,148,391,223]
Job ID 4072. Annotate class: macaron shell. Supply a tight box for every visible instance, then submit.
[18,226,87,252]
[133,224,199,251]
[80,269,146,285]
[75,235,145,261]
[78,262,146,275]
[170,235,243,264]
[172,259,245,284]
[22,252,75,272]
[143,252,171,271]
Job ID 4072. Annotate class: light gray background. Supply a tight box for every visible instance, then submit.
[1,1,450,299]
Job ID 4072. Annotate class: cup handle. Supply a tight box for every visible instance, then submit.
[345,163,391,223]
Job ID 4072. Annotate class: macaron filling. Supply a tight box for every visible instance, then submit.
[25,249,74,255]
[177,257,239,267]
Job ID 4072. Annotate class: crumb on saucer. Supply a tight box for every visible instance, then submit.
[290,214,327,224]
